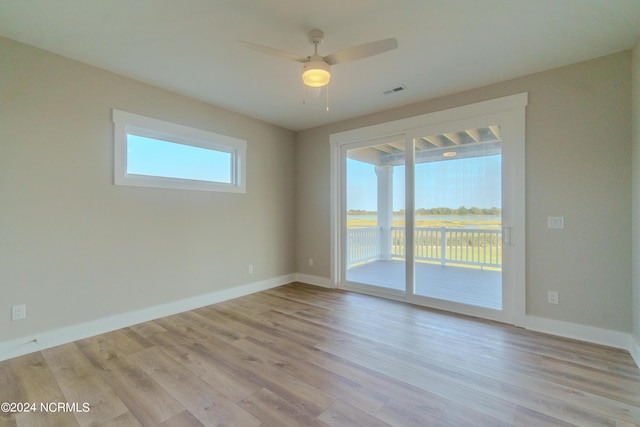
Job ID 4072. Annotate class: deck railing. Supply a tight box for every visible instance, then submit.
[346,226,380,265]
[348,226,502,269]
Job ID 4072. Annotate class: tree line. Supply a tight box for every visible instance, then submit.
[413,206,501,215]
[347,206,501,216]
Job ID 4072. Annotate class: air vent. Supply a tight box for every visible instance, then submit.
[383,85,407,95]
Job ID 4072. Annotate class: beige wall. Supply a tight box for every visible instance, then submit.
[296,51,632,332]
[0,37,296,343]
[633,39,640,344]
[1,34,634,348]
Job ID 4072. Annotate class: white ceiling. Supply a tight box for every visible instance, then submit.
[1,1,639,131]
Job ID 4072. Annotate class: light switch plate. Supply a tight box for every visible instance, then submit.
[547,216,565,229]
[11,304,26,320]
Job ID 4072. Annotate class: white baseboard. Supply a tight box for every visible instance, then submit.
[525,318,640,369]
[630,335,640,368]
[525,315,632,351]
[294,273,335,288]
[0,274,295,362]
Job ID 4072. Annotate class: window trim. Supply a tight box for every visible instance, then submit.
[112,109,247,193]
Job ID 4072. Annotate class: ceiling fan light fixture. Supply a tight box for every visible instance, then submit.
[242,29,397,93]
[302,59,331,87]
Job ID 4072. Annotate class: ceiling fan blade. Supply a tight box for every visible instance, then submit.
[325,37,398,65]
[238,41,307,63]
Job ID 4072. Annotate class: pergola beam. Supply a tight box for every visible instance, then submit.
[423,136,442,148]
[387,142,406,151]
[465,129,480,142]
[489,125,501,140]
[372,145,394,154]
[443,132,461,145]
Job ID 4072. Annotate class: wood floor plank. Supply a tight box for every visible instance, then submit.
[74,328,153,369]
[192,336,336,417]
[162,310,247,345]
[9,352,79,427]
[128,321,167,340]
[98,411,143,427]
[0,353,23,427]
[193,306,283,345]
[204,305,288,342]
[233,336,390,415]
[367,332,640,424]
[41,343,129,426]
[156,410,205,427]
[375,398,455,427]
[75,338,184,426]
[267,334,453,415]
[275,288,640,424]
[318,333,627,426]
[513,406,577,427]
[238,387,330,427]
[535,356,640,405]
[1,283,638,426]
[129,347,260,426]
[150,315,337,416]
[440,401,516,427]
[310,335,522,423]
[139,327,262,403]
[318,400,393,427]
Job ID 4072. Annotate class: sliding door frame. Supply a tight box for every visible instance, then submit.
[330,93,528,326]
[339,134,408,298]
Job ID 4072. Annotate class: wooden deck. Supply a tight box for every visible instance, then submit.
[346,259,502,310]
[1,283,638,426]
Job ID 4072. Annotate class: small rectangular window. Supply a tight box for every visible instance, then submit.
[126,134,233,183]
[113,109,246,193]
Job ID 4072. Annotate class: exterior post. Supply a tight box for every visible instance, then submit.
[375,165,394,260]
[440,227,447,265]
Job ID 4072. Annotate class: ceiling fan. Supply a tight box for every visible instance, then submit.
[240,29,398,88]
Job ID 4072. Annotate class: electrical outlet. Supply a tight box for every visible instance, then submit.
[308,258,314,267]
[248,264,254,274]
[11,304,26,320]
[547,291,559,305]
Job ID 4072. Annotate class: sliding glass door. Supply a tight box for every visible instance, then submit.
[344,139,405,296]
[332,94,526,325]
[413,127,502,310]
[342,127,503,311]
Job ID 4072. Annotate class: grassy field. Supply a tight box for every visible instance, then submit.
[347,216,501,229]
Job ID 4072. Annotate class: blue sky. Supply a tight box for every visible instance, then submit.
[347,155,501,211]
[127,134,231,183]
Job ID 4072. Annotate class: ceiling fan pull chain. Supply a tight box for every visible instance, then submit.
[326,83,330,112]
[302,82,306,105]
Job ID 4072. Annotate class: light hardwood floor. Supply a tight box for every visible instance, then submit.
[1,282,639,426]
